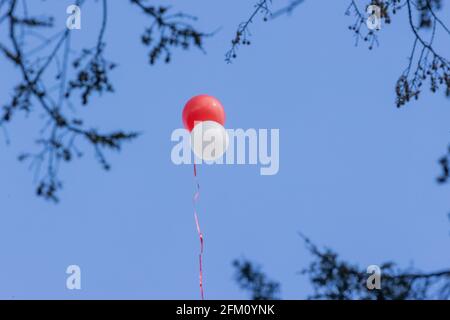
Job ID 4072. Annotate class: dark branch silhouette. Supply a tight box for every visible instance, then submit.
[437,145,450,183]
[225,0,304,63]
[131,0,211,65]
[0,0,208,202]
[298,233,450,299]
[233,258,281,300]
[228,0,449,107]
[234,234,450,300]
[2,1,450,200]
[228,0,450,187]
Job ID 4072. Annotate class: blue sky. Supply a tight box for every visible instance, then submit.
[0,0,449,299]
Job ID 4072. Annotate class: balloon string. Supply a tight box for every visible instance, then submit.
[193,162,204,300]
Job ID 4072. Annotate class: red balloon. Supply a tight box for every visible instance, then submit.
[182,95,226,132]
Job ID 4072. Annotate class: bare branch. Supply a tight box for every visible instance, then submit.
[225,0,305,63]
[131,0,211,65]
[1,0,138,202]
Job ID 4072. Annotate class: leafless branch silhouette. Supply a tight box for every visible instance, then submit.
[0,0,208,202]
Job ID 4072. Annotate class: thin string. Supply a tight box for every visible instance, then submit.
[193,162,204,300]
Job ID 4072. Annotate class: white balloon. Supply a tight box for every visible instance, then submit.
[190,121,229,161]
